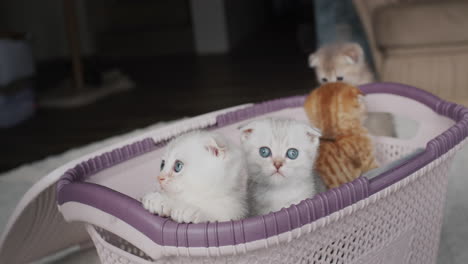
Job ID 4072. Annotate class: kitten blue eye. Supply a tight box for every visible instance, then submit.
[259,147,271,158]
[337,76,344,81]
[322,78,328,82]
[174,160,184,173]
[160,160,165,171]
[286,148,299,159]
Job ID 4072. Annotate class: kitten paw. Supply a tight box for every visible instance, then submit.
[141,192,172,217]
[171,206,203,224]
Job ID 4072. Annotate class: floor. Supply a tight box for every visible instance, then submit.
[0,26,318,173]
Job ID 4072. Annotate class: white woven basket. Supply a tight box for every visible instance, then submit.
[52,83,467,264]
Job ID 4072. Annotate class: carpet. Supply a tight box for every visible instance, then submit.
[0,117,467,264]
[0,121,171,264]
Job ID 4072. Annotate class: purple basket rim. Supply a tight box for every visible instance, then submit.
[360,82,468,193]
[56,82,468,248]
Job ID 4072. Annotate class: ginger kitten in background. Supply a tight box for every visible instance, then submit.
[308,42,374,85]
[308,42,395,137]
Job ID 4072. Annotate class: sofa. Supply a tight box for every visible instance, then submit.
[353,0,468,106]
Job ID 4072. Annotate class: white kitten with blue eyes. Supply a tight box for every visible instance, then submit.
[240,118,325,216]
[142,131,248,223]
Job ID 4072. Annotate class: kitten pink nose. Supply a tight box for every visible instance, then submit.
[158,175,166,183]
[273,161,283,170]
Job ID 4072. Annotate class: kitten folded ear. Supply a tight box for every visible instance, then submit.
[238,122,256,142]
[343,43,364,64]
[308,53,319,68]
[305,126,322,144]
[205,135,226,158]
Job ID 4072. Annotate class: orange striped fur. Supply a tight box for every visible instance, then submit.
[304,83,378,189]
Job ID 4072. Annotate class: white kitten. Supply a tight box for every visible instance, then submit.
[308,42,374,86]
[142,131,248,223]
[240,118,325,216]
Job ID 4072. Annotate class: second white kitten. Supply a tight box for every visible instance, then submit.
[142,131,248,223]
[240,118,325,216]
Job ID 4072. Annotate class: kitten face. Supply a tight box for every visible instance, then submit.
[145,131,248,223]
[158,131,227,195]
[314,55,361,85]
[309,43,373,86]
[240,118,321,186]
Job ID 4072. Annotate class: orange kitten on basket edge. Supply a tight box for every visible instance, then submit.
[308,42,395,137]
[304,82,379,189]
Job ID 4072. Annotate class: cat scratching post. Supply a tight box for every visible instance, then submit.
[40,0,134,108]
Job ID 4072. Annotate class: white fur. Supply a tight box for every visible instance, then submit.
[142,131,248,223]
[240,118,325,216]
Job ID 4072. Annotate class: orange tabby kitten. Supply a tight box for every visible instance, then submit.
[308,42,395,138]
[304,82,378,189]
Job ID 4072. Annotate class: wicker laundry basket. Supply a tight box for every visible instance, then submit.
[56,83,468,264]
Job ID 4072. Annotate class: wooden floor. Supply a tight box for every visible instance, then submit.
[0,26,317,173]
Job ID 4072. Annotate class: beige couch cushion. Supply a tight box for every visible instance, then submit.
[374,1,468,48]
